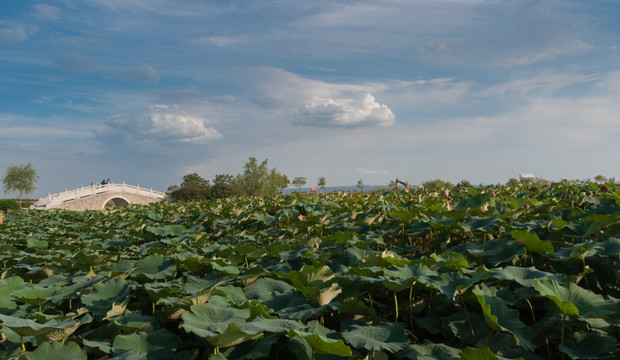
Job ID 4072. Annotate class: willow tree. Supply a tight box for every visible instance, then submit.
[2,162,39,208]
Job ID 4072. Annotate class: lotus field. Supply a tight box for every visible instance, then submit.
[0,182,619,359]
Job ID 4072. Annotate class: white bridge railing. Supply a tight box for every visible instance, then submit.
[31,182,166,209]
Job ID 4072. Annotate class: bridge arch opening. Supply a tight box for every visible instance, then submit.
[102,196,131,209]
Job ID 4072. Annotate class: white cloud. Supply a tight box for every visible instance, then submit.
[0,22,32,44]
[126,64,160,83]
[55,52,97,72]
[299,93,395,128]
[95,107,222,146]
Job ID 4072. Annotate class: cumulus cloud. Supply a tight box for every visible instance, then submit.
[126,64,160,83]
[0,22,32,44]
[95,107,222,146]
[298,93,395,128]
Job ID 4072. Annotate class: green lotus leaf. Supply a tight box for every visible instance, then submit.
[132,255,177,281]
[81,277,133,320]
[26,341,86,360]
[598,237,620,258]
[563,221,601,239]
[181,302,250,338]
[399,342,462,359]
[510,230,553,253]
[491,266,564,288]
[110,310,156,333]
[219,334,278,360]
[342,323,409,353]
[430,251,469,270]
[254,213,276,225]
[446,311,489,345]
[203,322,262,349]
[534,279,616,318]
[461,216,501,233]
[288,336,313,360]
[0,295,17,315]
[288,328,352,357]
[241,316,305,334]
[145,224,187,237]
[473,284,534,351]
[26,238,49,249]
[12,284,58,306]
[0,314,77,338]
[466,238,523,266]
[558,331,618,359]
[431,270,488,300]
[243,277,305,312]
[461,346,512,360]
[38,314,92,342]
[112,328,177,359]
[0,276,26,296]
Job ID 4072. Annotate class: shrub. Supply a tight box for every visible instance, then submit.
[0,199,19,211]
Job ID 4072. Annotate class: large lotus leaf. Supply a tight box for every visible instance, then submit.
[26,238,49,249]
[110,310,156,333]
[465,238,523,266]
[0,276,26,296]
[562,221,601,239]
[143,281,183,301]
[12,284,59,306]
[132,255,177,281]
[220,334,278,360]
[279,265,335,288]
[0,296,17,315]
[243,277,305,312]
[553,241,600,262]
[398,342,461,360]
[184,274,231,295]
[491,266,564,288]
[430,251,469,270]
[26,341,86,360]
[383,263,438,287]
[460,216,501,233]
[288,336,313,360]
[445,311,489,346]
[558,331,618,359]
[81,277,133,320]
[241,316,305,334]
[203,322,262,349]
[0,314,77,338]
[430,270,488,300]
[460,346,514,360]
[510,230,553,253]
[342,323,409,353]
[598,237,620,257]
[39,314,92,343]
[112,328,177,359]
[145,224,187,237]
[288,328,352,357]
[534,279,616,318]
[472,284,534,351]
[181,302,250,338]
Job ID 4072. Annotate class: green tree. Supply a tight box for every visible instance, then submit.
[167,173,210,202]
[233,157,289,197]
[356,178,364,193]
[422,179,454,190]
[211,174,234,199]
[292,176,307,191]
[2,162,39,208]
[317,176,326,191]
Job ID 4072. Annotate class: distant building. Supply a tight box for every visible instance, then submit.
[519,173,534,181]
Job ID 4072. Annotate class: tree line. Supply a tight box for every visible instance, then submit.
[167,157,301,201]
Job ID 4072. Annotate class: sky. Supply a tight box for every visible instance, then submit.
[2,0,620,198]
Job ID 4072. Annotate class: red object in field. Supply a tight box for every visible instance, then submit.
[310,187,318,192]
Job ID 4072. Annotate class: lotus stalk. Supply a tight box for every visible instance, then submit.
[393,291,399,322]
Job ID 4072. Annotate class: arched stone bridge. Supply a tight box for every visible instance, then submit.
[30,182,167,211]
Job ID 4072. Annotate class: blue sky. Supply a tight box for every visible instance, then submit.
[2,1,620,198]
